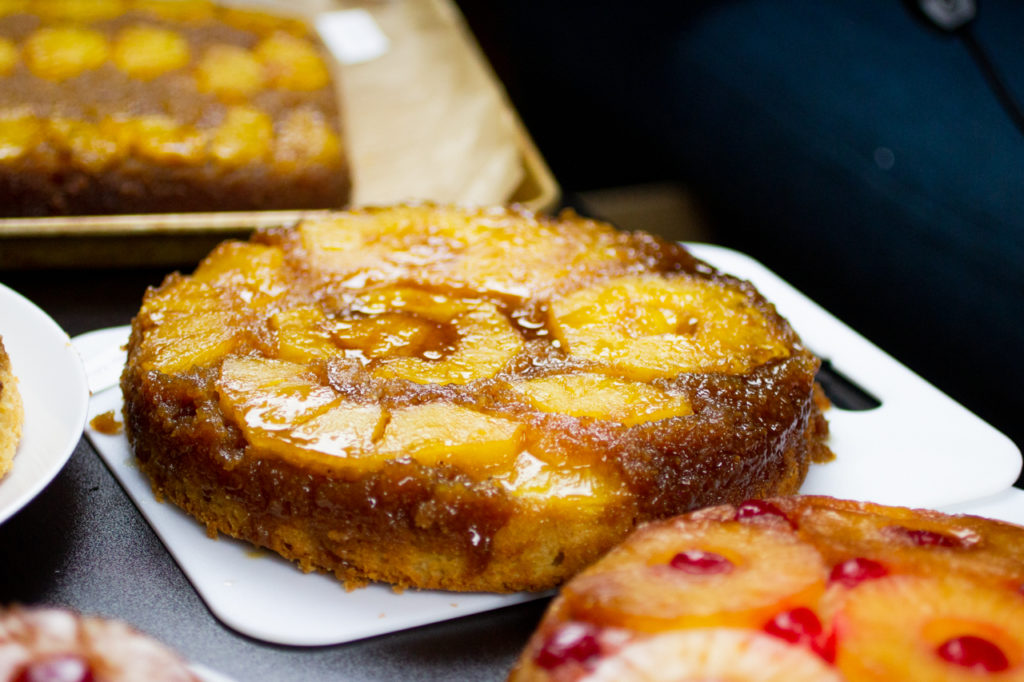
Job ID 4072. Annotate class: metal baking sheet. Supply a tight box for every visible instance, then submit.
[0,0,559,268]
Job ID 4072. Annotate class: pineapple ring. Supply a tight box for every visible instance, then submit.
[190,241,289,306]
[135,279,241,374]
[336,287,524,385]
[564,518,827,632]
[216,356,385,471]
[216,357,526,478]
[794,499,1024,586]
[135,242,291,373]
[509,373,692,425]
[550,274,790,379]
[299,207,507,280]
[298,205,628,297]
[834,575,1024,681]
[584,628,843,682]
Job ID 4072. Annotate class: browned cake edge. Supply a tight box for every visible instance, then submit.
[0,159,351,217]
[122,371,827,593]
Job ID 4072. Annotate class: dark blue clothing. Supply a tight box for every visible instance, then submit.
[461,0,1024,461]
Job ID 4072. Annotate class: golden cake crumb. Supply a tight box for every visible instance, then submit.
[0,334,23,480]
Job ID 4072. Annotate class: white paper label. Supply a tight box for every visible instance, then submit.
[316,9,390,65]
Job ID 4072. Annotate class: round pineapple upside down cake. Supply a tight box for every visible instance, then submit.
[510,495,1024,681]
[0,606,199,681]
[121,204,832,592]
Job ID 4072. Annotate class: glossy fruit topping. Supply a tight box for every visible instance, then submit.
[833,575,1024,681]
[669,550,734,575]
[829,557,888,588]
[534,622,602,670]
[15,656,94,682]
[888,526,962,548]
[936,635,1010,672]
[764,607,835,662]
[564,520,826,632]
[736,499,792,525]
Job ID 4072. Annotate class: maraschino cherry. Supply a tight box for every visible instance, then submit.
[535,622,602,670]
[937,635,1010,672]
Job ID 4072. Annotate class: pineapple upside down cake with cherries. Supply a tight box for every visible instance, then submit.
[0,606,199,681]
[121,204,832,592]
[510,495,1024,681]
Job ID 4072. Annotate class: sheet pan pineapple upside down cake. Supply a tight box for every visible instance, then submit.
[121,204,833,592]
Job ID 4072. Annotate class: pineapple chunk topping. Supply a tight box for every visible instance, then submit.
[195,44,265,101]
[112,25,190,80]
[274,108,342,169]
[210,106,273,167]
[0,109,41,162]
[272,307,339,364]
[255,32,330,91]
[140,310,238,373]
[219,357,339,431]
[131,115,206,164]
[0,38,17,76]
[551,274,789,379]
[137,279,242,373]
[48,117,128,171]
[494,451,619,508]
[298,209,467,279]
[24,26,109,81]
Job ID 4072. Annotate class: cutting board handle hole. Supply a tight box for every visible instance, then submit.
[816,358,881,411]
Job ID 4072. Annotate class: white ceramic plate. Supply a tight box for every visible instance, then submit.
[77,244,1022,647]
[0,282,89,526]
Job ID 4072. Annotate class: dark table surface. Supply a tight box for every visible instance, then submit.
[0,265,548,682]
